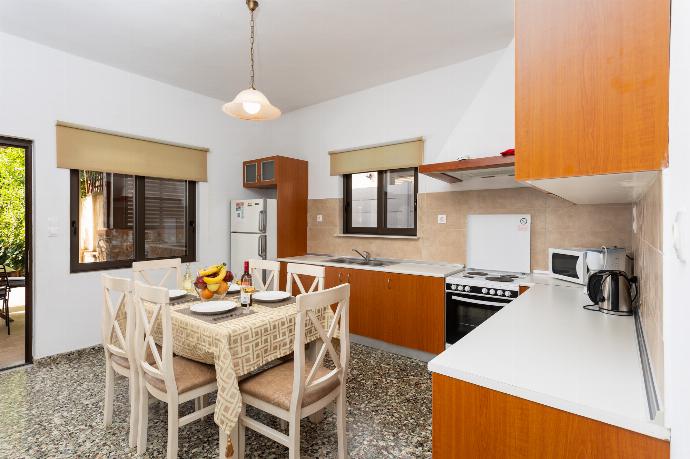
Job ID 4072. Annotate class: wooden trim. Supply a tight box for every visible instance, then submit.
[432,374,670,459]
[419,156,515,183]
[0,136,34,364]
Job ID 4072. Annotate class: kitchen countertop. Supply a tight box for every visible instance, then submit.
[276,255,464,278]
[428,281,669,440]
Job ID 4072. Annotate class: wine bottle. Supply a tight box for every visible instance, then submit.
[240,260,252,307]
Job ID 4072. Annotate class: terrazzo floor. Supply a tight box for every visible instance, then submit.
[0,343,432,458]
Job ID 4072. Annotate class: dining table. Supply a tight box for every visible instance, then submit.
[144,290,333,458]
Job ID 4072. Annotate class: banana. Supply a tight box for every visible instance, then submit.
[204,265,227,285]
[199,264,222,277]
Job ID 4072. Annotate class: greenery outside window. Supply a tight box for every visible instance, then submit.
[343,167,417,236]
[70,170,196,272]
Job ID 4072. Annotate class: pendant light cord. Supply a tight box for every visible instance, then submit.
[249,9,255,89]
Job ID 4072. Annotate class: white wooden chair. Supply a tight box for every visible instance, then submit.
[102,274,139,449]
[133,281,218,458]
[248,259,280,291]
[132,258,182,289]
[285,263,325,296]
[237,284,351,459]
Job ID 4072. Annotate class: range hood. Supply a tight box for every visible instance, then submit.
[419,155,515,184]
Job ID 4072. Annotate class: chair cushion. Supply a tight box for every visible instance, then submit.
[144,356,216,395]
[109,345,161,370]
[239,360,340,411]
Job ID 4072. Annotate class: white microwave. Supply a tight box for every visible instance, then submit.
[548,247,627,284]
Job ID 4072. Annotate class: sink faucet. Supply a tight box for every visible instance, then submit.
[353,249,371,263]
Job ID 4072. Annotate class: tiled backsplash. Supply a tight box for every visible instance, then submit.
[308,187,633,271]
[632,174,664,400]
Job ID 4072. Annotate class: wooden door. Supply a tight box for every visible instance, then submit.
[515,0,670,181]
[387,273,445,354]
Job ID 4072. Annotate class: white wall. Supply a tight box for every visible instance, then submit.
[259,43,517,199]
[664,1,690,456]
[0,32,269,358]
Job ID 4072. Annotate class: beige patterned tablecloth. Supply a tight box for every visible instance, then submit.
[145,298,331,456]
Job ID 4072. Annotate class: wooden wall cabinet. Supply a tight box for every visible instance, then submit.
[514,0,670,202]
[432,374,669,459]
[325,266,445,354]
[243,155,308,259]
[243,156,279,188]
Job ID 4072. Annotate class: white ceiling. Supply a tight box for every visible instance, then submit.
[0,0,514,112]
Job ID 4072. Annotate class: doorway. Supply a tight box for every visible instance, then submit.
[0,136,32,369]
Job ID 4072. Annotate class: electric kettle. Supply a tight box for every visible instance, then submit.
[586,270,638,316]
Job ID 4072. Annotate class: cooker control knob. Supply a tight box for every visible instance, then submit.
[497,290,503,296]
[482,288,488,294]
[505,291,512,297]
[464,286,471,292]
[451,284,456,290]
[489,289,495,295]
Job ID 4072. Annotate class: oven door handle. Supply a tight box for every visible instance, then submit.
[450,295,505,308]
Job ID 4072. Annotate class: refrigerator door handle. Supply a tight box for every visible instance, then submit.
[258,210,266,233]
[259,234,267,258]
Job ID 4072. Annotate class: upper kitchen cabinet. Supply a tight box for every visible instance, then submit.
[515,0,670,204]
[244,155,309,258]
[243,156,278,187]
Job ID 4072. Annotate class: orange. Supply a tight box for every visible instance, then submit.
[200,288,214,300]
[217,281,229,294]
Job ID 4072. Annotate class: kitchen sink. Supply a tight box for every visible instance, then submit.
[324,257,396,267]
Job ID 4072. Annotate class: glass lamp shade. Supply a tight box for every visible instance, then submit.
[222,88,281,121]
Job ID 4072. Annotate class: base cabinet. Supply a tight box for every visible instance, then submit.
[325,266,445,354]
[432,374,670,459]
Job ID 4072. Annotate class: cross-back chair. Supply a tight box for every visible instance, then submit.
[101,274,139,448]
[248,259,280,291]
[285,263,325,296]
[133,281,217,459]
[237,283,351,459]
[132,258,182,289]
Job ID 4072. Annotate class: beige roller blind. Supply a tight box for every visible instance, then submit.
[329,138,424,176]
[56,123,208,182]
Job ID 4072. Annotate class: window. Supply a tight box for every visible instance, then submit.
[343,167,417,236]
[70,170,196,272]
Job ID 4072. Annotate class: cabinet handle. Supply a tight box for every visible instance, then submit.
[387,278,391,289]
[346,273,350,283]
[338,272,342,283]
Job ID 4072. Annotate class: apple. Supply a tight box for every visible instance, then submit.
[224,271,234,283]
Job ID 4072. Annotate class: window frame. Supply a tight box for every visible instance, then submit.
[343,167,418,237]
[69,169,196,273]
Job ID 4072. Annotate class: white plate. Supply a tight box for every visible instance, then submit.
[228,283,241,293]
[169,289,188,300]
[253,291,291,303]
[190,300,237,315]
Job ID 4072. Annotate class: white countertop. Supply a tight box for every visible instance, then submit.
[428,281,669,440]
[276,255,464,278]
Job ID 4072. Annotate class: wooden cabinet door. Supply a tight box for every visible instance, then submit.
[387,273,445,354]
[259,158,276,185]
[243,160,259,186]
[515,0,670,181]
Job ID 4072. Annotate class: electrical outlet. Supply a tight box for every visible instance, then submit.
[437,214,447,224]
[316,214,323,223]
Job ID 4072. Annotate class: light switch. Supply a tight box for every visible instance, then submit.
[47,217,59,237]
[316,214,323,223]
[437,214,447,224]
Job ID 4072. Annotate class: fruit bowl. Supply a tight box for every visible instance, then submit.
[194,263,234,302]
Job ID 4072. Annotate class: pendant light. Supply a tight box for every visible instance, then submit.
[222,0,281,121]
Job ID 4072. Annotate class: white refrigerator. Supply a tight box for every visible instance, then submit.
[230,199,277,277]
